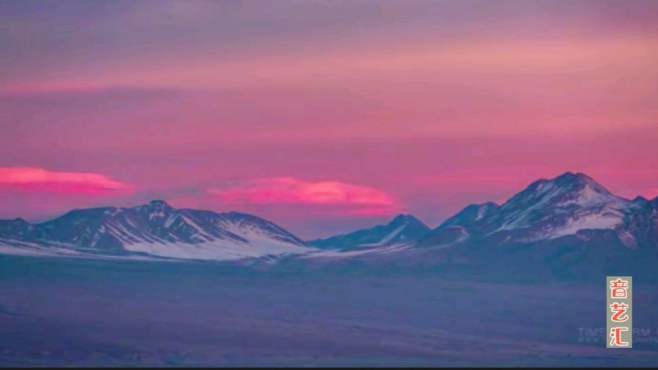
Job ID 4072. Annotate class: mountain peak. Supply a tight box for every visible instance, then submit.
[555,171,587,180]
[134,200,174,220]
[311,214,430,250]
[476,171,630,240]
[0,217,30,229]
[509,172,614,208]
[421,172,638,248]
[552,171,607,190]
[438,202,499,229]
[389,214,423,226]
[632,196,649,205]
[10,217,28,224]
[147,200,171,208]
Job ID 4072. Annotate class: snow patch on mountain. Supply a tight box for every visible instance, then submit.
[0,244,79,257]
[123,238,309,261]
[303,242,412,259]
[541,212,623,239]
[359,224,406,247]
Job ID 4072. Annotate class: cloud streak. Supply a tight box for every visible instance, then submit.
[0,167,133,195]
[208,177,399,216]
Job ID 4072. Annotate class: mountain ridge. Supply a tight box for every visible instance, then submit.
[291,172,658,281]
[0,200,310,260]
[420,171,647,247]
[310,214,430,250]
[1,172,657,271]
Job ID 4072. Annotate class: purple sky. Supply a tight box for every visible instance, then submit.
[1,0,657,238]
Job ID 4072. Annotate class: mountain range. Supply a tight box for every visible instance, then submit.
[0,200,309,261]
[1,172,657,278]
[420,172,657,248]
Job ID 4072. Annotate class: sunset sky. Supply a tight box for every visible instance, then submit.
[1,0,657,237]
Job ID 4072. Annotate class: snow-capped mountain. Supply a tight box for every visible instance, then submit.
[0,200,312,261]
[1,172,656,277]
[299,172,658,280]
[310,214,430,250]
[420,172,651,248]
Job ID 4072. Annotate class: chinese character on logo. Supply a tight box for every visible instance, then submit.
[609,302,630,323]
[609,327,630,347]
[609,278,629,299]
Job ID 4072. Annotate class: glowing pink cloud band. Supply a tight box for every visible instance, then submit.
[0,167,133,195]
[208,177,400,217]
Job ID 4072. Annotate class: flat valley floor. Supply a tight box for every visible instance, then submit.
[1,255,657,367]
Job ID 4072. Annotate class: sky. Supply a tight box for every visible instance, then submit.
[1,0,657,238]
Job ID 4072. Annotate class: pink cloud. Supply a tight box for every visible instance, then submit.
[0,167,133,195]
[207,177,400,217]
